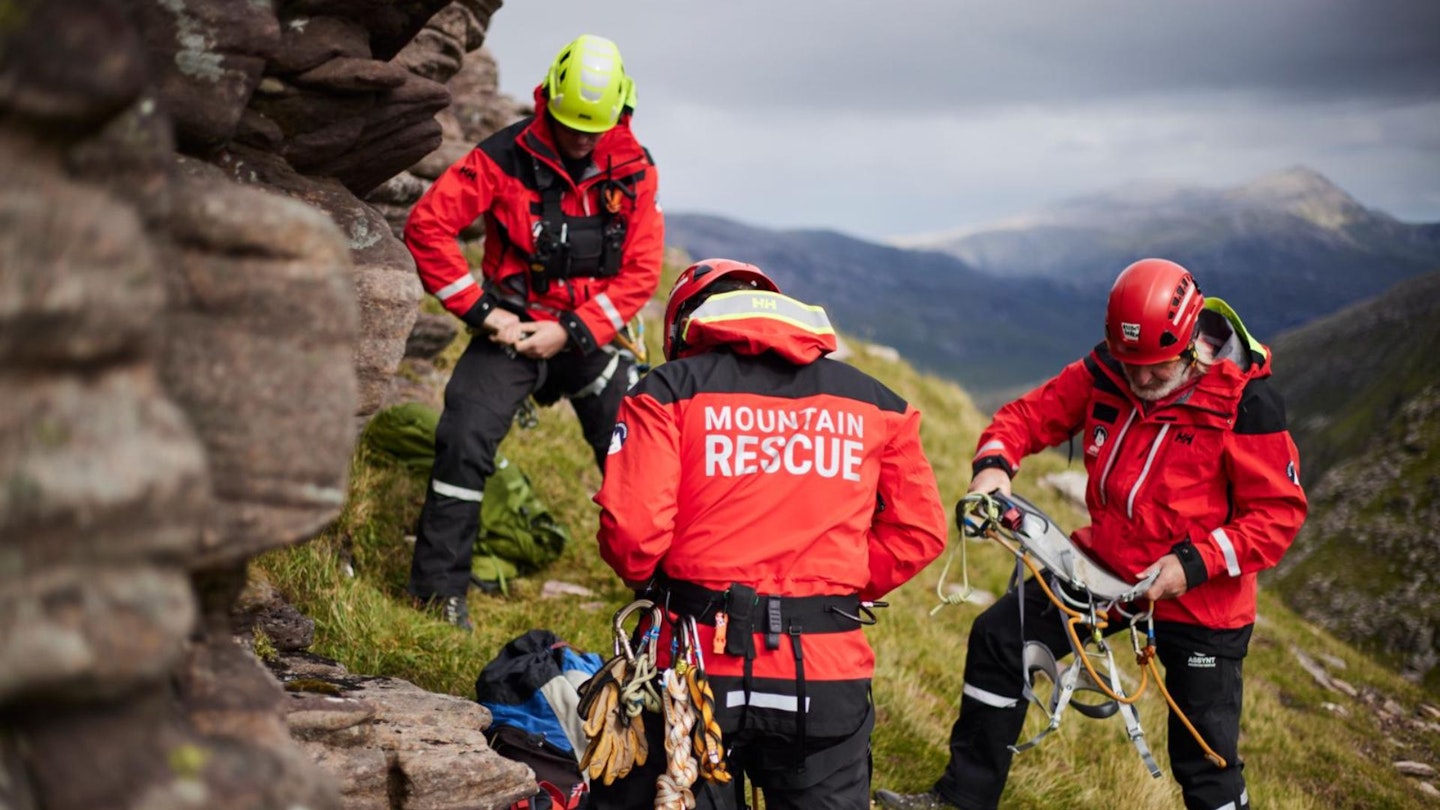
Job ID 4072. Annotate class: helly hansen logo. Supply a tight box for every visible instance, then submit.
[1174,431,1195,445]
[1187,653,1217,669]
[752,296,777,310]
[458,166,477,180]
[703,405,864,481]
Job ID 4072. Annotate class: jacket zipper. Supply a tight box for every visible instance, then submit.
[1126,424,1170,519]
[1097,408,1136,506]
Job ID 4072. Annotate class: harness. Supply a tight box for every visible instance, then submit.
[941,491,1228,776]
[524,154,633,293]
[653,574,878,779]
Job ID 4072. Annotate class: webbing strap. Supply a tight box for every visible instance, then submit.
[569,350,620,399]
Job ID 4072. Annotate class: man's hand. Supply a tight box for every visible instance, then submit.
[515,320,568,359]
[967,466,1013,497]
[482,308,522,345]
[1139,553,1189,602]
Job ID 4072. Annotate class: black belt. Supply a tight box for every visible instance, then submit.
[653,575,864,640]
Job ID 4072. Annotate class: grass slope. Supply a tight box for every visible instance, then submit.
[256,302,1440,809]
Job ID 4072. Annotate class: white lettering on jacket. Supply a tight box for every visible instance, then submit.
[703,405,864,481]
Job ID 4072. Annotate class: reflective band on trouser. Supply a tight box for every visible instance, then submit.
[962,682,1019,709]
[684,290,834,338]
[570,351,620,399]
[596,292,624,332]
[431,478,483,503]
[1212,527,1241,576]
[435,273,476,302]
[1213,789,1249,810]
[724,690,811,713]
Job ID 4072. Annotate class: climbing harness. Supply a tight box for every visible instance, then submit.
[578,600,662,785]
[949,491,1229,775]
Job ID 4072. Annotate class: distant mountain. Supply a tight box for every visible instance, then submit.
[666,167,1440,397]
[662,213,1105,393]
[892,166,1440,339]
[1266,271,1440,688]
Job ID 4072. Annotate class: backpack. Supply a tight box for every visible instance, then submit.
[473,456,571,592]
[363,403,571,589]
[477,630,606,809]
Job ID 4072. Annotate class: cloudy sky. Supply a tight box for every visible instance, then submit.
[484,1,1440,242]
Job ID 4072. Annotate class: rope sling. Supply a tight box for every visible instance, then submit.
[934,491,1227,774]
[577,601,734,806]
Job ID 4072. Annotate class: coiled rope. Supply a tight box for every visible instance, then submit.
[655,667,699,809]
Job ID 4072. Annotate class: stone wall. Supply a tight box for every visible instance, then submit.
[0,0,532,806]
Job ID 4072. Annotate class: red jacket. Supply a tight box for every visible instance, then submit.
[973,301,1307,628]
[403,86,663,354]
[595,290,948,686]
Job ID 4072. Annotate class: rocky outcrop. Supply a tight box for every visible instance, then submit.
[0,0,527,806]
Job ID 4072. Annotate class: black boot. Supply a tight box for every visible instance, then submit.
[874,790,962,810]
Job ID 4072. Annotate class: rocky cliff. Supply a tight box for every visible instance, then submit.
[0,0,532,806]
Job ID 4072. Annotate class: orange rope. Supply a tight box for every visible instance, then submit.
[985,526,1228,769]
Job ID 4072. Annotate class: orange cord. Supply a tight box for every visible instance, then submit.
[987,529,1229,769]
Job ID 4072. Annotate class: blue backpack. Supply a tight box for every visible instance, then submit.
[477,630,605,809]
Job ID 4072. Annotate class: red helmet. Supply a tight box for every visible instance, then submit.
[1104,258,1204,365]
[663,258,779,361]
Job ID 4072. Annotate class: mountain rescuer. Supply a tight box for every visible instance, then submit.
[876,258,1308,809]
[592,259,949,808]
[403,34,663,630]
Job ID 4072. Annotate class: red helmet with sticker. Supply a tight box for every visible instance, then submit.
[1104,258,1204,365]
[663,259,779,361]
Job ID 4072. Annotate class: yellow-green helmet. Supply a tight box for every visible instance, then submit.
[544,34,635,133]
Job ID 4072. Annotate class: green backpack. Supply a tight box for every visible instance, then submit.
[364,403,571,591]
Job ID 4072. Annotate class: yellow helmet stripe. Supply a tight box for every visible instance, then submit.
[683,290,834,341]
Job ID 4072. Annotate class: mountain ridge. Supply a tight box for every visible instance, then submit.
[666,166,1440,396]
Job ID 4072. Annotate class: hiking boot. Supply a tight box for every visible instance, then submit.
[874,790,961,810]
[428,595,473,632]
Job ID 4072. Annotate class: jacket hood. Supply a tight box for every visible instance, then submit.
[679,290,837,365]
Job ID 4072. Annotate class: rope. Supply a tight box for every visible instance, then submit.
[959,492,1230,770]
[685,666,731,783]
[931,492,1004,614]
[929,536,974,615]
[623,654,662,716]
[655,668,698,809]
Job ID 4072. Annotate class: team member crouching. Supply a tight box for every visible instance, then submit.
[592,259,949,809]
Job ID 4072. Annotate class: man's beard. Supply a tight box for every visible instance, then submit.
[1125,365,1193,402]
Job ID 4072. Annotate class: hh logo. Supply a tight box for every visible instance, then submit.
[1174,431,1194,445]
[458,166,477,180]
[752,296,777,310]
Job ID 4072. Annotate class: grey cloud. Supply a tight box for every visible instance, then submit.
[490,1,1440,114]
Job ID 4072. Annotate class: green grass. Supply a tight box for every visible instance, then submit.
[256,297,1440,808]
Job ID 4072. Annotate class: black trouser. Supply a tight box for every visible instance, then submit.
[407,336,631,600]
[589,698,874,810]
[934,577,1252,810]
